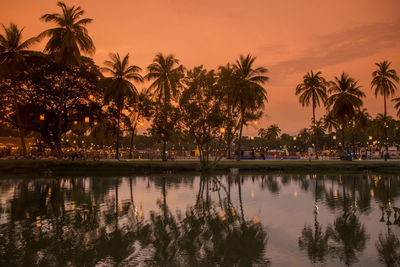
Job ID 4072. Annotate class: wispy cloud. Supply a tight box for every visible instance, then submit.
[270,21,400,76]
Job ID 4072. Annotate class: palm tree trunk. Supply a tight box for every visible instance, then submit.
[312,104,318,159]
[12,91,27,157]
[128,122,138,159]
[384,93,388,153]
[236,113,244,161]
[162,100,168,162]
[342,124,346,151]
[115,107,121,160]
[56,69,66,159]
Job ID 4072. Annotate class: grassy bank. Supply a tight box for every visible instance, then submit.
[0,159,400,176]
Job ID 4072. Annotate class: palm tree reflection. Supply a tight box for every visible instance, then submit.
[298,176,332,265]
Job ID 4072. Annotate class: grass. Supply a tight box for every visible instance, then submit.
[0,159,399,176]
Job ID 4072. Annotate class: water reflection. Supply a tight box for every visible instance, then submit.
[0,174,399,266]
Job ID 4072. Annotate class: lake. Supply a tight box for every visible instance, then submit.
[0,173,399,266]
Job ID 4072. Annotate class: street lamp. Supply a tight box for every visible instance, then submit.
[84,117,90,123]
[39,114,45,121]
[220,127,226,134]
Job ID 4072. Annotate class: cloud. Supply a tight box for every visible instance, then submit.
[269,21,400,77]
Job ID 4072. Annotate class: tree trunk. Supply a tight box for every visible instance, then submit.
[56,69,66,159]
[236,113,244,161]
[342,125,346,151]
[312,104,318,159]
[129,122,138,159]
[115,107,121,160]
[12,92,27,157]
[384,92,388,154]
[162,139,167,161]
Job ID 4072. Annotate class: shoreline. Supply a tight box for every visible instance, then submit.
[1,159,400,176]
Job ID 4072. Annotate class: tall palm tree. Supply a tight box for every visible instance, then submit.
[326,73,365,150]
[233,54,268,161]
[0,23,39,156]
[145,53,183,161]
[39,1,95,157]
[371,61,399,153]
[296,70,328,158]
[100,53,143,159]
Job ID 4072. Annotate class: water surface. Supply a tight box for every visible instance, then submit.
[0,173,399,266]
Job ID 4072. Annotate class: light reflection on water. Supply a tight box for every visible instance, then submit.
[0,174,399,266]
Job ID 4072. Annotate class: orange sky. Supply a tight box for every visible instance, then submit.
[2,0,400,135]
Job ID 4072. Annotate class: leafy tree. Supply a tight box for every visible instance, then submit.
[39,1,95,157]
[0,23,39,156]
[180,66,230,169]
[145,53,184,161]
[326,73,365,150]
[371,61,399,153]
[99,53,143,159]
[125,88,154,159]
[0,54,102,150]
[233,54,268,161]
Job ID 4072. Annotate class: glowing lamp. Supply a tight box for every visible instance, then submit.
[220,127,226,134]
[369,136,373,140]
[293,136,297,141]
[40,114,45,121]
[94,121,98,126]
[84,117,90,123]
[333,135,336,140]
[73,121,78,125]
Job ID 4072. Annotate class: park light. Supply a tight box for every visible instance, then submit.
[73,121,78,125]
[293,136,297,141]
[250,136,254,140]
[66,139,69,142]
[40,114,45,121]
[73,140,76,144]
[252,120,258,126]
[369,136,373,140]
[120,122,124,126]
[333,135,336,140]
[82,140,85,144]
[84,116,90,123]
[94,121,98,126]
[220,127,226,134]
[89,94,94,100]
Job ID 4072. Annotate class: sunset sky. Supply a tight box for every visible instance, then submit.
[2,0,400,135]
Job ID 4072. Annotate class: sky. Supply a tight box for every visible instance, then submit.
[1,0,400,135]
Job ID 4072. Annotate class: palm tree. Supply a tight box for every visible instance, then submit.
[100,53,143,159]
[145,53,183,161]
[0,23,39,156]
[39,1,95,157]
[371,61,399,153]
[296,70,328,158]
[233,54,268,161]
[326,73,365,151]
[393,97,400,118]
